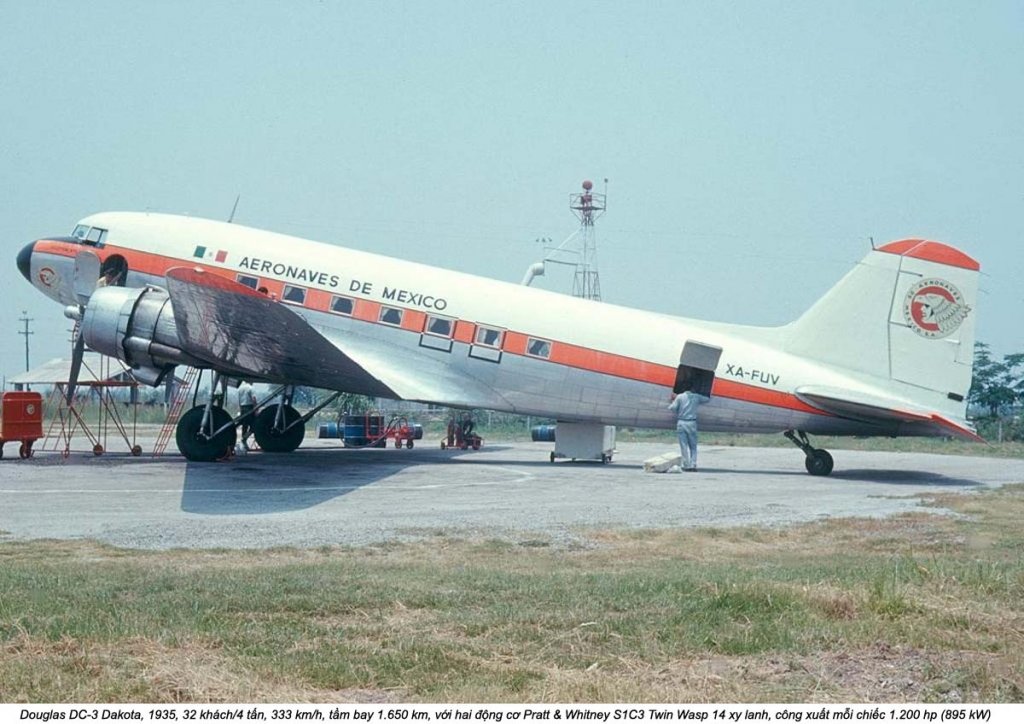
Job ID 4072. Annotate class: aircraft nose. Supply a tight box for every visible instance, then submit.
[17,241,34,281]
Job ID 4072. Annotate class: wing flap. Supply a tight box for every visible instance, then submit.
[317,326,512,410]
[795,385,983,442]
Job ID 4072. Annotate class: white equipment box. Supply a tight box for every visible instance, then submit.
[551,422,616,463]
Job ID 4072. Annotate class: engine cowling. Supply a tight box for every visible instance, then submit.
[80,286,202,385]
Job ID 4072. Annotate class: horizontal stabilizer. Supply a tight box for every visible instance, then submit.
[795,385,983,442]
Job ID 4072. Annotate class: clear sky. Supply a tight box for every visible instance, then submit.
[1,1,1021,380]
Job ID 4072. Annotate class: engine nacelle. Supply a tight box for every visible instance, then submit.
[80,286,202,385]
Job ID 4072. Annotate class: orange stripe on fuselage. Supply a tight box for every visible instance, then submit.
[34,241,828,417]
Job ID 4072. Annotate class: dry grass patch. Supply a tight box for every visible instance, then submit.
[0,633,402,703]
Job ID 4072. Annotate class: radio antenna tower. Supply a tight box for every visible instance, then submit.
[569,179,606,300]
[520,178,609,299]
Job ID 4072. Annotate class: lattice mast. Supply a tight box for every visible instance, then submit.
[569,179,606,300]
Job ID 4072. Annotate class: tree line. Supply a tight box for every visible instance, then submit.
[970,343,1024,441]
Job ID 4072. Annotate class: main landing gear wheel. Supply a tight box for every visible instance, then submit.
[804,449,834,476]
[784,430,834,477]
[176,406,237,462]
[253,404,305,453]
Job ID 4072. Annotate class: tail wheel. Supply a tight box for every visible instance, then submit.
[805,449,834,476]
[253,404,305,453]
[176,406,237,462]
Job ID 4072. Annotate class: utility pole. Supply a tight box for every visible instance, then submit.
[18,311,33,372]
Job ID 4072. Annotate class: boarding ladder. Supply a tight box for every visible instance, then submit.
[152,366,200,456]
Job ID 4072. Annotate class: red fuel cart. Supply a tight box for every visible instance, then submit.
[0,391,44,459]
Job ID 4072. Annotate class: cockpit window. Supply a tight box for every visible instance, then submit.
[71,224,107,247]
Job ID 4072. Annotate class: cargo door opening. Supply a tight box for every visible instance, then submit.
[99,254,128,287]
[673,341,723,397]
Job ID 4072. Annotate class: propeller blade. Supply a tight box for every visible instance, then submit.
[66,328,86,404]
[73,250,101,305]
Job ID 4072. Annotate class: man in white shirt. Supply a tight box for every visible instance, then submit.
[237,380,258,451]
[668,385,711,472]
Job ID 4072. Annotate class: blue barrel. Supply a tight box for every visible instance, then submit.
[531,424,557,442]
[318,422,341,439]
[343,415,368,446]
[411,423,424,440]
[367,415,386,447]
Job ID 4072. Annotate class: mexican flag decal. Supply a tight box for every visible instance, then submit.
[193,245,228,263]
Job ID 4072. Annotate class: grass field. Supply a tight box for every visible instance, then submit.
[2,484,1024,703]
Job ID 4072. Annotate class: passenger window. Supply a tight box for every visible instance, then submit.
[236,274,259,289]
[425,315,453,337]
[475,326,504,348]
[526,338,552,359]
[379,306,403,326]
[282,285,306,304]
[330,296,355,315]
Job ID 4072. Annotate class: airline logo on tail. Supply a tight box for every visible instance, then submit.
[903,278,970,339]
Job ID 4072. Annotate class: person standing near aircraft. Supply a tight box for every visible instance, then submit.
[237,379,258,451]
[669,385,710,472]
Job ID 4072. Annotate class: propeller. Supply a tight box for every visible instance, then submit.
[72,249,101,305]
[64,250,101,404]
[66,330,86,404]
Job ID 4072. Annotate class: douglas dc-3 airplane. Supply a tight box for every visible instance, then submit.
[16,212,981,473]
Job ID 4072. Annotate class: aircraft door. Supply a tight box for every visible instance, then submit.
[99,254,128,287]
[674,340,722,396]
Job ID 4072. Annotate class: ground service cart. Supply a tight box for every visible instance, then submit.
[0,391,44,459]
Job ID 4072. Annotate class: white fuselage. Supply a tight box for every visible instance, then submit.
[23,212,958,436]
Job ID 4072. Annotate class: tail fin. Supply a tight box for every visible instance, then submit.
[783,239,979,417]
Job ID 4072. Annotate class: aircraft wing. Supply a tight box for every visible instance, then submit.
[794,385,983,442]
[164,267,509,408]
[165,268,395,395]
[314,327,512,410]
